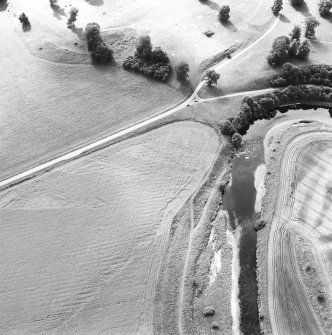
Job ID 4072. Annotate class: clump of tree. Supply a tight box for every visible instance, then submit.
[19,12,30,25]
[67,7,78,27]
[271,0,283,16]
[304,16,320,38]
[271,63,332,87]
[49,0,58,6]
[290,0,304,6]
[123,35,171,81]
[203,70,220,86]
[267,27,311,67]
[318,0,332,17]
[85,22,113,63]
[218,5,230,22]
[175,61,190,82]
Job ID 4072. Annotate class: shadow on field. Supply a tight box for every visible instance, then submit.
[310,38,330,52]
[51,4,66,20]
[200,0,219,11]
[0,0,8,11]
[279,14,291,23]
[221,20,238,32]
[292,1,311,17]
[22,22,31,32]
[70,26,85,39]
[321,13,332,24]
[85,0,104,7]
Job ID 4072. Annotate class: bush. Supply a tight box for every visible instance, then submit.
[135,35,152,60]
[318,0,332,17]
[254,219,266,231]
[271,0,283,15]
[67,7,78,27]
[92,42,112,63]
[203,70,220,86]
[175,61,189,82]
[218,5,230,22]
[203,306,215,317]
[220,120,236,136]
[289,24,301,40]
[19,12,29,25]
[304,16,320,38]
[231,133,242,149]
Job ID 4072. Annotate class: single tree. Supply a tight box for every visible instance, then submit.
[267,36,290,67]
[19,12,29,25]
[304,16,320,38]
[67,7,78,27]
[231,133,243,149]
[203,70,220,86]
[290,0,304,6]
[297,39,310,59]
[218,5,230,22]
[290,24,301,40]
[135,35,152,60]
[175,61,190,82]
[318,0,332,17]
[271,0,283,15]
[85,22,101,50]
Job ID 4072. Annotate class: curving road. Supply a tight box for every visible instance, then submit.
[0,17,279,192]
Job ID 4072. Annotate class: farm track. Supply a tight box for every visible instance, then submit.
[268,128,332,335]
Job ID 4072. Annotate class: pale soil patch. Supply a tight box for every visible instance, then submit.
[257,120,332,335]
[254,163,266,213]
[0,122,219,335]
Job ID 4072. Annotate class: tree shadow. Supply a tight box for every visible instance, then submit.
[22,22,31,32]
[70,26,85,39]
[51,4,66,20]
[85,0,104,7]
[221,20,238,32]
[321,12,332,23]
[0,0,8,12]
[279,14,291,23]
[199,0,219,11]
[292,1,311,17]
[310,38,329,52]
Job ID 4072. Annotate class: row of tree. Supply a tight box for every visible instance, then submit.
[271,63,332,87]
[221,84,332,138]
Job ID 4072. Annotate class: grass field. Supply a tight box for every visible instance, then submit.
[0,121,219,335]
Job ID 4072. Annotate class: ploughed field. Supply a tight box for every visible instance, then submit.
[266,124,332,335]
[0,122,218,335]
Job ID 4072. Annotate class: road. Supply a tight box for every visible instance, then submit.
[0,16,279,191]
